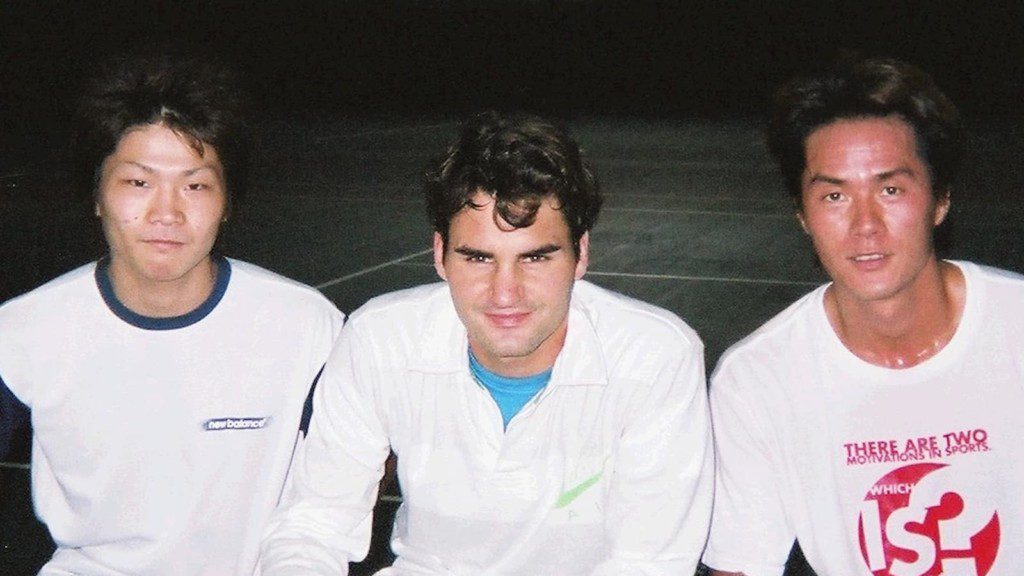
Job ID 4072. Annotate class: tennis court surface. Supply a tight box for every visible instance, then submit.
[2,115,1022,575]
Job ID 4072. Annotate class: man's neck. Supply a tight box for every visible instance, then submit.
[109,258,219,318]
[826,261,966,369]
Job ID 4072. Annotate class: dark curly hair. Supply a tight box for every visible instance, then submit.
[73,53,252,214]
[425,111,602,258]
[768,57,962,208]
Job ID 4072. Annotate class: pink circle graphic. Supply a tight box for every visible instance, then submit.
[857,462,1000,575]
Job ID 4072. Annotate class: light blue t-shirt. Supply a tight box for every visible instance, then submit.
[469,350,552,429]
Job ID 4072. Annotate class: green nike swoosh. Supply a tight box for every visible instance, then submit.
[554,467,605,508]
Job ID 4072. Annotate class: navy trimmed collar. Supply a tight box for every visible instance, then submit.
[95,255,231,330]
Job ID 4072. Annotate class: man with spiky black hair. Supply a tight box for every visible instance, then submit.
[0,55,343,576]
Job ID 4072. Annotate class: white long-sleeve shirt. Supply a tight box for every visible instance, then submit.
[260,280,713,576]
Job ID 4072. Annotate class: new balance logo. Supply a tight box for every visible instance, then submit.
[203,417,270,431]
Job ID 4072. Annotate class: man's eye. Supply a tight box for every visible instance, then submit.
[466,255,489,263]
[523,255,549,263]
[187,182,210,191]
[824,192,843,202]
[881,186,901,196]
[127,179,147,187]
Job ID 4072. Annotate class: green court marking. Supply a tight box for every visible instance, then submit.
[554,467,604,508]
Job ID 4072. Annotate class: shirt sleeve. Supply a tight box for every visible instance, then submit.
[298,365,325,437]
[589,339,714,576]
[701,359,793,576]
[259,324,390,576]
[0,374,30,461]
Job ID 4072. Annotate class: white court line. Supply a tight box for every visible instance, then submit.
[585,270,820,287]
[253,190,422,202]
[593,158,776,170]
[315,248,433,291]
[606,207,792,219]
[251,182,418,190]
[607,192,790,202]
[315,122,452,142]
[392,261,820,288]
[0,461,30,471]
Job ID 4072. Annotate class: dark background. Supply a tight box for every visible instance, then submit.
[2,2,1022,575]
[3,1,1023,175]
[4,1,1022,304]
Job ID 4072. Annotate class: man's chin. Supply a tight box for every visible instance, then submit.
[472,337,539,362]
[484,345,535,361]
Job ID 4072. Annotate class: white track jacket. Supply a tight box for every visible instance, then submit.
[259,280,713,575]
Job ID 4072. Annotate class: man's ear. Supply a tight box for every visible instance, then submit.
[432,232,447,281]
[933,192,951,226]
[574,232,590,280]
[796,211,809,234]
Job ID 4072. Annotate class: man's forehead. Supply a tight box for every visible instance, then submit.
[807,116,918,151]
[447,223,570,247]
[805,118,923,165]
[449,206,570,249]
[103,125,223,173]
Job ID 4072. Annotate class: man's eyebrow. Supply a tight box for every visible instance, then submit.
[183,165,220,177]
[118,161,154,173]
[451,244,563,259]
[875,167,917,181]
[806,173,843,186]
[520,244,562,258]
[453,246,492,259]
[113,162,219,177]
[807,167,918,186]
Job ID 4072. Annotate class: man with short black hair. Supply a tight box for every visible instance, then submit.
[260,111,713,575]
[703,57,1024,575]
[0,55,343,575]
